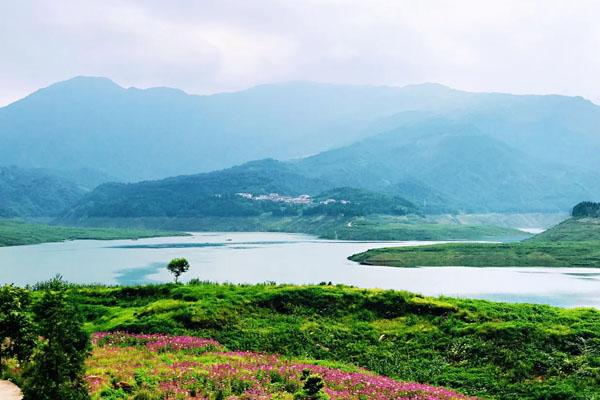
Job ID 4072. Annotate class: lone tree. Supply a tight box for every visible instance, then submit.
[167,258,190,283]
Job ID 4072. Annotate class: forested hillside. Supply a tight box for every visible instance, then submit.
[60,160,420,221]
[293,120,600,212]
[0,166,85,217]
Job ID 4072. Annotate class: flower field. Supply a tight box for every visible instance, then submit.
[88,332,475,400]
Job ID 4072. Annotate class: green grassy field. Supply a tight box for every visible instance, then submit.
[349,241,600,267]
[65,214,531,241]
[86,332,470,399]
[530,218,600,242]
[65,283,600,399]
[349,217,600,268]
[0,219,186,247]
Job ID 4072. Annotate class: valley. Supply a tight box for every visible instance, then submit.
[2,78,600,400]
[4,5,600,400]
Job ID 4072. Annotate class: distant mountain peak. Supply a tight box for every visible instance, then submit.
[402,82,455,90]
[46,75,123,91]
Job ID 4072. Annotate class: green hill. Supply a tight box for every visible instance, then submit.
[306,187,419,217]
[0,166,85,217]
[528,218,600,242]
[60,159,332,220]
[0,220,184,247]
[59,161,423,222]
[350,202,600,268]
[68,282,600,399]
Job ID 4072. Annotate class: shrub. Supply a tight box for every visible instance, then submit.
[0,284,34,374]
[21,277,90,400]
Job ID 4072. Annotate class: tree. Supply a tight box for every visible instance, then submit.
[0,284,34,374]
[572,201,600,218]
[21,277,90,400]
[167,258,190,283]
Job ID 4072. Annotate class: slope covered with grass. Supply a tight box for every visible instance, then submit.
[350,203,600,268]
[69,283,600,400]
[529,217,600,242]
[88,331,473,399]
[348,240,600,268]
[0,220,184,247]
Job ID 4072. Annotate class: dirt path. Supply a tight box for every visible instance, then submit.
[0,380,22,400]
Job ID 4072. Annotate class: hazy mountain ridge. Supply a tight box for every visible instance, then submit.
[292,119,600,212]
[3,77,600,214]
[0,77,472,182]
[4,76,600,184]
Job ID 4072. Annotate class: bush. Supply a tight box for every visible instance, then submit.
[0,284,34,373]
[294,371,328,400]
[21,277,90,400]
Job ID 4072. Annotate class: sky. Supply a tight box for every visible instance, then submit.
[1,0,600,106]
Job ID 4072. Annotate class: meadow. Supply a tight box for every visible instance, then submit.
[66,282,600,400]
[349,241,600,268]
[67,214,530,242]
[88,331,472,399]
[0,220,185,247]
[349,217,600,268]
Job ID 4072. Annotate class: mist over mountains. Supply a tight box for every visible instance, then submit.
[1,77,467,181]
[2,76,600,215]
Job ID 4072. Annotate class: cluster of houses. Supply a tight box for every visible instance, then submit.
[236,192,351,206]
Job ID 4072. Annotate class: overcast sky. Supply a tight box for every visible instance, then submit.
[2,0,600,106]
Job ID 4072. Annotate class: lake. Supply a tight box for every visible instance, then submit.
[1,232,599,308]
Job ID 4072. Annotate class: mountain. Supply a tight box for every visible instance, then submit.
[61,159,331,219]
[37,167,117,191]
[59,159,420,221]
[0,166,85,217]
[4,77,600,185]
[292,119,600,212]
[0,78,467,182]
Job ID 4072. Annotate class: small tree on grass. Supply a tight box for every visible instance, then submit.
[167,258,190,283]
[21,276,90,400]
[294,370,328,399]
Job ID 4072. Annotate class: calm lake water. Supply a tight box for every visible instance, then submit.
[1,232,599,308]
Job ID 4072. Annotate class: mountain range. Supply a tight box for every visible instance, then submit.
[1,77,473,181]
[2,76,600,215]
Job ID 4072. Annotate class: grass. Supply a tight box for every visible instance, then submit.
[63,214,531,241]
[349,217,600,268]
[349,241,600,268]
[86,332,471,399]
[530,218,600,242]
[0,219,186,247]
[62,282,600,400]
